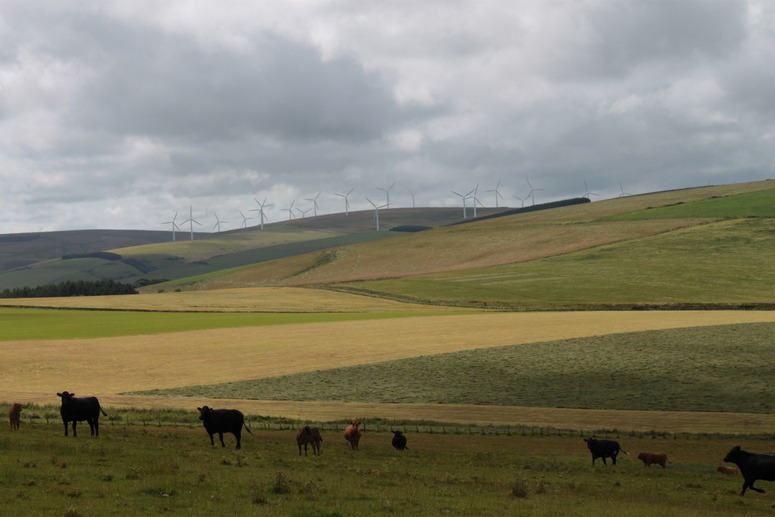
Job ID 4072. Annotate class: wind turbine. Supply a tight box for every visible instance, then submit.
[305,191,321,217]
[296,206,312,218]
[618,182,631,198]
[212,212,227,233]
[583,180,599,200]
[250,198,273,229]
[466,185,482,218]
[451,189,471,219]
[366,197,387,231]
[526,180,543,206]
[486,180,505,208]
[282,200,296,221]
[180,205,202,240]
[238,210,252,228]
[162,211,180,241]
[377,182,395,208]
[408,190,416,208]
[335,188,354,215]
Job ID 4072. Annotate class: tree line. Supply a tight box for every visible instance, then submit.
[0,279,138,298]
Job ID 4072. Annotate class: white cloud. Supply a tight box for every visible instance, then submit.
[0,0,773,233]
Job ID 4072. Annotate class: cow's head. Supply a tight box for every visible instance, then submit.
[197,406,212,421]
[724,446,742,463]
[637,452,646,461]
[350,420,360,428]
[11,403,23,412]
[583,437,597,448]
[393,430,403,437]
[57,392,75,404]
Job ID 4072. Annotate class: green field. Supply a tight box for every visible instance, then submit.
[2,422,774,516]
[608,188,775,220]
[136,323,775,414]
[337,218,775,308]
[0,307,442,341]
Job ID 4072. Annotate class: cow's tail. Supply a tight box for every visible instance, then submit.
[243,422,253,434]
[100,406,108,416]
[620,448,629,455]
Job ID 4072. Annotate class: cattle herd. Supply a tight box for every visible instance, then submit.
[5,397,775,497]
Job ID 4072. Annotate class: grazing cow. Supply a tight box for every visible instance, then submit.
[391,430,408,451]
[584,437,627,466]
[637,452,669,468]
[9,403,22,431]
[717,465,738,476]
[296,426,323,456]
[723,446,775,496]
[197,406,252,450]
[57,391,108,437]
[344,420,361,450]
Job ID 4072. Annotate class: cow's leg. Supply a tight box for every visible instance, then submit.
[72,421,78,437]
[63,420,69,437]
[749,480,765,494]
[218,432,225,447]
[235,431,242,450]
[208,433,215,446]
[94,418,99,437]
[611,454,617,466]
[601,456,607,465]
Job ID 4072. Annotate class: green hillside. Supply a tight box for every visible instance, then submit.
[0,207,506,291]
[177,180,775,309]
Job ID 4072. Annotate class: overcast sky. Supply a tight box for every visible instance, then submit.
[1,1,773,233]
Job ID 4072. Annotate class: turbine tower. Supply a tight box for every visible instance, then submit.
[618,182,631,198]
[468,185,482,218]
[305,191,321,217]
[366,197,387,231]
[335,188,354,215]
[377,182,395,208]
[526,180,543,206]
[239,210,252,228]
[212,212,227,233]
[451,189,472,219]
[162,211,180,241]
[250,197,273,229]
[282,200,296,221]
[408,190,416,208]
[583,180,599,200]
[296,206,312,218]
[486,180,505,208]
[180,205,202,240]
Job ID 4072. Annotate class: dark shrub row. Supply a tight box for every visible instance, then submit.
[0,279,138,298]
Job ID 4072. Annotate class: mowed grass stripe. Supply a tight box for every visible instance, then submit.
[4,311,775,410]
[144,323,775,414]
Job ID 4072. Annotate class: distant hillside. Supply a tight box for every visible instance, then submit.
[0,230,169,272]
[170,180,775,310]
[0,206,510,291]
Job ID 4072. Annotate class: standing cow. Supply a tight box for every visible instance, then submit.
[584,437,627,466]
[637,452,669,468]
[391,430,408,451]
[724,446,775,496]
[296,426,323,456]
[9,403,22,431]
[344,420,361,450]
[197,406,252,450]
[57,391,108,437]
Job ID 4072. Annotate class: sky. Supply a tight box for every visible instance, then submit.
[1,1,774,233]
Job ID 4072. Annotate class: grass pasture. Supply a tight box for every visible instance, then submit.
[338,218,775,308]
[141,323,775,414]
[2,423,775,516]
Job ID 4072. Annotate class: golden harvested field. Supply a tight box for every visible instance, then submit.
[0,287,455,312]
[5,309,775,433]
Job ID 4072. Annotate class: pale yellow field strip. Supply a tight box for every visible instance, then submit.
[0,287,455,312]
[3,311,774,414]
[85,396,775,435]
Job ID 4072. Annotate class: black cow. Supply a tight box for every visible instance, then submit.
[724,446,775,496]
[584,437,627,465]
[197,406,252,450]
[391,430,408,451]
[57,391,108,437]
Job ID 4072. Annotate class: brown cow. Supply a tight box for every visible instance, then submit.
[344,420,361,450]
[296,425,323,456]
[637,452,669,468]
[9,403,22,431]
[717,465,739,475]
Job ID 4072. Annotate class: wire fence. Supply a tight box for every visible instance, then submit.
[17,414,775,442]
